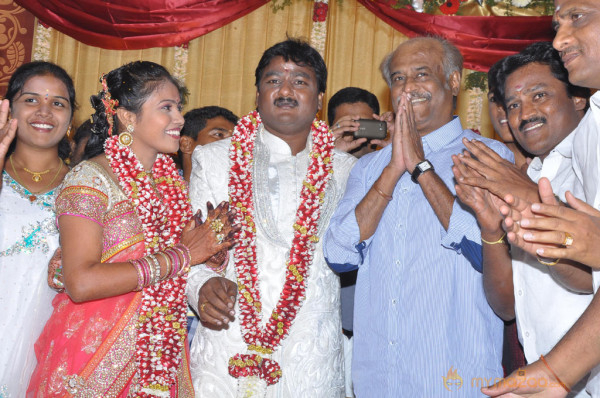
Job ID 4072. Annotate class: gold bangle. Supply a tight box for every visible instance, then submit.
[156,252,171,281]
[373,184,392,201]
[536,254,560,266]
[481,232,506,245]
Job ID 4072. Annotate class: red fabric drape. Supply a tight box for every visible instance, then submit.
[357,0,555,71]
[0,1,36,97]
[14,0,268,50]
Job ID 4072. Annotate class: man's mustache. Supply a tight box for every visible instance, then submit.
[519,116,546,132]
[560,46,582,59]
[396,91,431,105]
[274,97,298,107]
[408,91,431,101]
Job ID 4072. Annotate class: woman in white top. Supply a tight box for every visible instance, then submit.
[0,61,74,397]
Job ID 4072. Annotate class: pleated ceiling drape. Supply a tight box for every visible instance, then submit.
[16,0,555,137]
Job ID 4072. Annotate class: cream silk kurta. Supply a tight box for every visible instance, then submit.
[187,126,356,397]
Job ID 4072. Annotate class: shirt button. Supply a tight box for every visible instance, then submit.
[392,299,397,305]
[389,341,395,346]
[402,188,408,193]
[395,260,401,265]
[525,331,530,338]
[518,290,523,296]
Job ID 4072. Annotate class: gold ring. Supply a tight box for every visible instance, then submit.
[216,233,224,244]
[200,301,208,312]
[536,255,560,266]
[210,219,224,233]
[563,232,574,247]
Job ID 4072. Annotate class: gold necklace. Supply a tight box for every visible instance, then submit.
[23,166,51,182]
[9,155,64,202]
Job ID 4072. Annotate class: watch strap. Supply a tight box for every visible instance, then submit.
[411,160,434,184]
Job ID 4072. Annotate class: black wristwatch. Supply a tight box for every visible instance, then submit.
[411,160,434,184]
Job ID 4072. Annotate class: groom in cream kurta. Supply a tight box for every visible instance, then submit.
[187,39,356,397]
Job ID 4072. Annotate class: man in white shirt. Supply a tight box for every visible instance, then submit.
[186,38,356,397]
[453,41,591,396]
[479,0,600,396]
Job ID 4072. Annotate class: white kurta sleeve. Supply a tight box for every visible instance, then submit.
[186,141,232,312]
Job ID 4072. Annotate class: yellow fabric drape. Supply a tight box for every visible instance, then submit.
[324,0,495,138]
[41,1,313,129]
[41,0,495,138]
[185,1,313,119]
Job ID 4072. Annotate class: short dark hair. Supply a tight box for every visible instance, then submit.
[327,87,380,125]
[5,61,77,119]
[255,38,327,94]
[86,61,188,159]
[5,61,76,160]
[181,106,238,140]
[494,41,590,108]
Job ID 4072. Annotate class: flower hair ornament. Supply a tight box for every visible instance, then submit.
[100,73,119,136]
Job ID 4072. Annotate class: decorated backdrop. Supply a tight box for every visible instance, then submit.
[2,0,556,138]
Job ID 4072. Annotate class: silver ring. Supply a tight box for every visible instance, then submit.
[336,122,340,129]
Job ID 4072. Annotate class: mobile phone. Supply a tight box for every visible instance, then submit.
[353,119,387,140]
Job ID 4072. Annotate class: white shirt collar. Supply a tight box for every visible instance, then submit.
[259,124,312,157]
[528,131,575,172]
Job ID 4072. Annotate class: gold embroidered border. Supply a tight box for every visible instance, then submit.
[105,200,135,223]
[59,186,108,205]
[101,234,145,263]
[56,186,109,226]
[177,347,195,398]
[105,357,137,397]
[70,293,142,397]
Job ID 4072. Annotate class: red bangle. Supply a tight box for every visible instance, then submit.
[540,355,570,393]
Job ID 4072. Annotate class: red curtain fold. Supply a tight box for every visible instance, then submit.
[0,2,37,97]
[357,0,555,71]
[14,0,268,50]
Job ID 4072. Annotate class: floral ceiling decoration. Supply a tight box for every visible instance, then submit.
[396,0,554,15]
[11,0,556,134]
[271,0,340,12]
[32,20,51,61]
[172,43,189,82]
[272,0,554,15]
[310,0,329,55]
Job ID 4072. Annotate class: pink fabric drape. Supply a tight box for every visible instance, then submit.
[14,0,268,50]
[357,0,555,71]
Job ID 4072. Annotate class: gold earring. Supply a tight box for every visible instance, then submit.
[118,124,134,146]
[67,126,72,137]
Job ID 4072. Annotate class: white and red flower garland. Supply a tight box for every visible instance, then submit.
[227,110,334,386]
[104,135,192,397]
[310,0,329,56]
